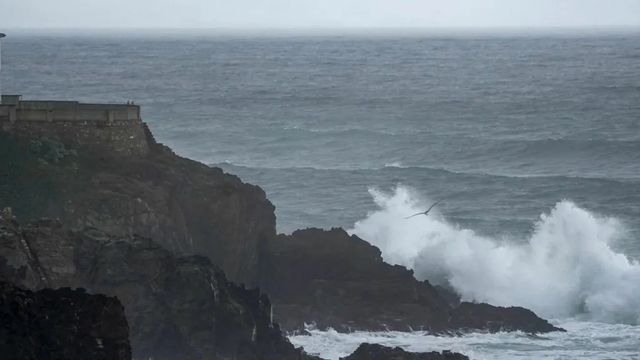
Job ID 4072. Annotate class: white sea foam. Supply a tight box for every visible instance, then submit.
[383,161,405,168]
[289,320,640,360]
[348,186,640,325]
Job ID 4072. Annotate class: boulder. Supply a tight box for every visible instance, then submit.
[449,302,564,333]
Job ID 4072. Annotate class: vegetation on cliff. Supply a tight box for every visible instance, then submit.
[0,131,275,287]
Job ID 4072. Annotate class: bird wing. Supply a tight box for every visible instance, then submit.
[404,212,425,219]
[424,200,442,214]
[404,200,443,219]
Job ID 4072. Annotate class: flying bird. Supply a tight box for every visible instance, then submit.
[405,200,442,219]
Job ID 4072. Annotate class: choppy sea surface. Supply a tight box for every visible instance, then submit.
[3,31,640,359]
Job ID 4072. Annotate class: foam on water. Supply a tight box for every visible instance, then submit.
[289,320,640,360]
[349,186,640,325]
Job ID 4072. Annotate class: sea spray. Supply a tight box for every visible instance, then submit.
[349,186,640,324]
[289,320,640,360]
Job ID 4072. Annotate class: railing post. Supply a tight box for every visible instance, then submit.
[0,33,6,103]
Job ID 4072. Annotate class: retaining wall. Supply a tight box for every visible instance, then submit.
[1,120,150,157]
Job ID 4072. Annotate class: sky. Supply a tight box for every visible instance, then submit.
[1,0,639,30]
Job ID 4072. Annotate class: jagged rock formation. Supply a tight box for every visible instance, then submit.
[0,128,563,336]
[260,228,449,332]
[0,215,314,360]
[0,131,274,287]
[449,302,560,334]
[0,281,131,360]
[340,344,469,360]
[260,228,563,334]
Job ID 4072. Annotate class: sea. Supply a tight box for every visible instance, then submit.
[3,30,640,359]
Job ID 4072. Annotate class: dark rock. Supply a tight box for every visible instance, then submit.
[433,284,461,308]
[340,343,469,360]
[260,228,563,334]
[0,280,131,360]
[0,128,563,336]
[0,131,275,286]
[0,215,316,360]
[449,302,565,333]
[259,228,449,332]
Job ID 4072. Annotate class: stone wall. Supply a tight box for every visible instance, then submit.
[0,98,148,157]
[0,120,150,157]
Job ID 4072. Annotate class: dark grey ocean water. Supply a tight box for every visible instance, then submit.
[3,32,639,252]
[3,33,640,358]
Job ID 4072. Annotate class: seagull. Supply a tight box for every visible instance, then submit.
[405,200,442,219]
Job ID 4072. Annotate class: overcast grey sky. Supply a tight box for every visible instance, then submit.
[1,0,639,30]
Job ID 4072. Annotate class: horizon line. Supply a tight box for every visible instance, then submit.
[4,25,640,31]
[2,26,639,39]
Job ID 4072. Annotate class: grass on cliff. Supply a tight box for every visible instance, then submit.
[0,132,80,220]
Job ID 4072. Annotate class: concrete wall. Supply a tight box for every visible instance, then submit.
[1,95,21,105]
[0,106,16,122]
[0,106,9,119]
[15,102,140,122]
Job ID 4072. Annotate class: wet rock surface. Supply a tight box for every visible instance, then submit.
[0,280,131,360]
[260,228,563,334]
[260,228,450,332]
[340,343,469,360]
[449,302,565,334]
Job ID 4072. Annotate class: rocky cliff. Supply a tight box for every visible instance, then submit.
[0,128,562,336]
[0,131,274,286]
[0,280,131,360]
[260,228,562,334]
[260,228,449,332]
[0,214,313,360]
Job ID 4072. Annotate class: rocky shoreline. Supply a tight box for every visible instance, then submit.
[0,126,564,358]
[261,228,561,334]
[341,344,469,360]
[0,214,313,360]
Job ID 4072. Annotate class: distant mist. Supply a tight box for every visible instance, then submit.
[1,0,640,30]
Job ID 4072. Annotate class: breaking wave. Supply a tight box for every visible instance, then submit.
[349,186,640,324]
[289,320,640,360]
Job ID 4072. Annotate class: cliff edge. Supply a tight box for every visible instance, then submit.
[0,123,562,335]
[0,128,274,287]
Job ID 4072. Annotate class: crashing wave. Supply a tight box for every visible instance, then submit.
[349,186,640,325]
